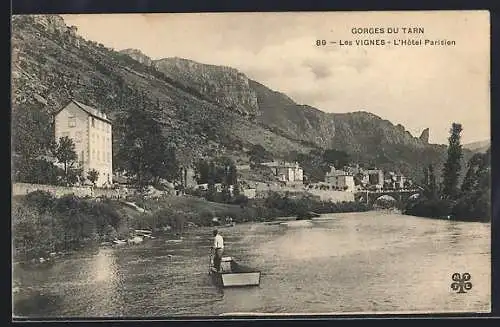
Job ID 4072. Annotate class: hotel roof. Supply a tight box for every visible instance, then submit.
[56,99,112,124]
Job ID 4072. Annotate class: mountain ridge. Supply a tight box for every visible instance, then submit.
[463,140,490,153]
[11,14,473,183]
[120,49,441,146]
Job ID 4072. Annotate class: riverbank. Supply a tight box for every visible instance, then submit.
[12,190,373,262]
[403,193,490,223]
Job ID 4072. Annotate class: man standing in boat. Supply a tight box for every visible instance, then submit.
[212,229,224,272]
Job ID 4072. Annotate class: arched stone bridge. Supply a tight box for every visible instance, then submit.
[354,189,422,207]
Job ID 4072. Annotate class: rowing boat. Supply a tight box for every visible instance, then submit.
[209,256,261,287]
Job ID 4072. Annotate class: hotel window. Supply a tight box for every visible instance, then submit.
[68,116,76,127]
[92,149,95,159]
[97,151,101,161]
[107,152,111,163]
[91,117,95,127]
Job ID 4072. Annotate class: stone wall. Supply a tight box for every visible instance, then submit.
[12,183,133,199]
[306,189,355,202]
[12,182,92,198]
[92,187,129,199]
[252,182,355,203]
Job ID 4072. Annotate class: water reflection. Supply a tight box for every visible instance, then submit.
[88,248,124,316]
[93,248,115,282]
[447,221,461,245]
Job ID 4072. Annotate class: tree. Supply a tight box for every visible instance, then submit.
[12,104,53,160]
[53,136,78,185]
[221,183,231,203]
[422,166,429,187]
[441,123,463,199]
[460,149,490,194]
[322,149,350,170]
[87,169,100,187]
[233,183,241,197]
[11,104,56,184]
[66,167,85,186]
[195,159,210,184]
[294,149,330,183]
[227,164,238,186]
[115,92,177,187]
[149,142,179,184]
[427,164,437,199]
[451,149,491,221]
[206,161,217,201]
[248,144,272,164]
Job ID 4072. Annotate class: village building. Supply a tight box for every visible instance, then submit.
[394,174,407,189]
[324,167,356,192]
[367,169,384,189]
[242,188,256,199]
[351,170,370,188]
[54,100,113,187]
[383,171,408,189]
[196,183,234,195]
[260,161,304,184]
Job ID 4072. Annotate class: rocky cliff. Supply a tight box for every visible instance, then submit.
[31,14,67,34]
[120,48,154,67]
[419,128,430,144]
[148,55,454,178]
[154,57,260,117]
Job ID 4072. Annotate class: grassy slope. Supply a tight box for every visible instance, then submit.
[126,195,261,225]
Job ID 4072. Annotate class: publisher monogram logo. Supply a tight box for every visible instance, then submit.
[451,273,472,294]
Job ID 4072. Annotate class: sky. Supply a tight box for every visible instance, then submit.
[61,11,490,145]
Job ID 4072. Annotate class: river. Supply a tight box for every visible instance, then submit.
[12,211,491,317]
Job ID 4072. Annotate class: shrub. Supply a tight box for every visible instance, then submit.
[451,190,490,222]
[13,191,127,261]
[232,194,249,206]
[404,198,453,218]
[24,190,54,212]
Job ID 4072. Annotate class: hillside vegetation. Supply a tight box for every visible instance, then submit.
[404,123,490,222]
[11,14,473,184]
